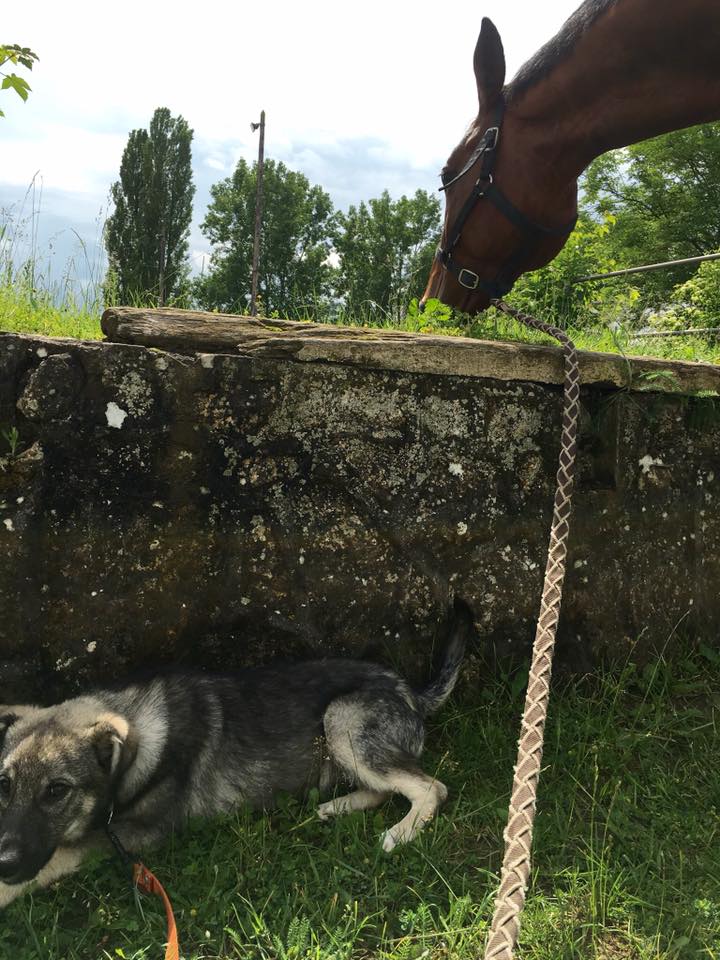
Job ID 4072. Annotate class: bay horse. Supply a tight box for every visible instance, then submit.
[422,0,720,313]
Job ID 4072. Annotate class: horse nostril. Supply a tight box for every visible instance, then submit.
[418,299,426,314]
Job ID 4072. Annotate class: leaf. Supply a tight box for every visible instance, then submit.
[699,642,720,666]
[1,74,31,101]
[510,668,529,700]
[0,45,38,70]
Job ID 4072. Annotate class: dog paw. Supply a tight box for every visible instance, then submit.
[316,801,335,821]
[381,829,399,853]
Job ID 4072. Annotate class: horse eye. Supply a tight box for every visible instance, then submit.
[440,170,455,189]
[0,775,11,798]
[45,781,72,802]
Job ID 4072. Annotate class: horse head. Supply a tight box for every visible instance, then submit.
[422,18,579,313]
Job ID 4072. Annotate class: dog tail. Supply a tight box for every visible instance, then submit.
[415,598,474,716]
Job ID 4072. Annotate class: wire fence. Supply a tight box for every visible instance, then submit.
[573,252,720,284]
[571,251,720,338]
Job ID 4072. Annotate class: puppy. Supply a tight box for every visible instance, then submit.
[0,600,472,907]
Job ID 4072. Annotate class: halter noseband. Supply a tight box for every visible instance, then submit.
[436,98,577,300]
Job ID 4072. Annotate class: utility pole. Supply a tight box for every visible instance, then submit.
[250,110,266,317]
[158,165,167,307]
[158,221,166,307]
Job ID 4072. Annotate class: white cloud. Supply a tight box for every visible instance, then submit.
[3,0,580,192]
[1,124,126,195]
[0,0,582,287]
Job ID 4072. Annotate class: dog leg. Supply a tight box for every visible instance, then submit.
[34,847,86,888]
[317,788,389,820]
[323,690,447,850]
[0,880,29,909]
[379,772,448,852]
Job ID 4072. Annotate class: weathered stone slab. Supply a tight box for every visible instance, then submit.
[103,306,720,394]
[1,318,719,702]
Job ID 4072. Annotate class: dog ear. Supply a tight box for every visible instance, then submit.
[90,713,131,775]
[0,712,20,752]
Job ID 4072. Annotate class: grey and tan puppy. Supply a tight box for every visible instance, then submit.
[0,600,473,908]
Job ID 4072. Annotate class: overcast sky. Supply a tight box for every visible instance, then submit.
[1,0,581,290]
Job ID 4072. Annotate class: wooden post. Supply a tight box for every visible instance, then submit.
[158,225,166,308]
[250,110,266,317]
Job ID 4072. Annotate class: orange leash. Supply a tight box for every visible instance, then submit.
[106,815,180,960]
[133,862,180,960]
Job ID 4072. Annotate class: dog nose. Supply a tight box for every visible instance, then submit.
[0,841,23,879]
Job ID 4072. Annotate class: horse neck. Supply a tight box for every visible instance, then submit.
[511,0,720,182]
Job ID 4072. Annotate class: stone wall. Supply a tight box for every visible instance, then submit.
[1,309,719,702]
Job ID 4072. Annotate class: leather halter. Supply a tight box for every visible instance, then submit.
[436,99,577,300]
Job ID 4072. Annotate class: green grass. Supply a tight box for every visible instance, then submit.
[0,285,102,340]
[3,645,720,959]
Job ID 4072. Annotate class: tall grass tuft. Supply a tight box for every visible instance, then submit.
[0,176,106,339]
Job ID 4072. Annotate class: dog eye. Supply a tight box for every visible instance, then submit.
[45,781,72,802]
[0,775,11,798]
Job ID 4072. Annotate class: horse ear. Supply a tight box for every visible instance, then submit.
[474,17,506,108]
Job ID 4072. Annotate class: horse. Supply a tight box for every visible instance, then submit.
[422,0,720,313]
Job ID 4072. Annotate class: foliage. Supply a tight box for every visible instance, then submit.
[332,189,440,321]
[0,45,38,117]
[2,646,720,957]
[104,108,195,307]
[195,158,335,318]
[502,212,632,327]
[582,122,720,305]
[1,425,20,457]
[662,255,720,328]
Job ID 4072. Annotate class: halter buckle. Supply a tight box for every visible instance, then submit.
[474,173,493,195]
[485,126,500,150]
[458,268,480,290]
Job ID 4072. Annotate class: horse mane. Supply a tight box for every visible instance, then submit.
[506,0,621,100]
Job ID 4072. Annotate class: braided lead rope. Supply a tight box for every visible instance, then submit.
[482,299,581,960]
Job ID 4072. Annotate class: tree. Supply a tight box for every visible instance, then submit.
[0,45,38,117]
[196,159,335,318]
[582,122,720,304]
[105,108,195,306]
[332,190,441,320]
[504,212,623,327]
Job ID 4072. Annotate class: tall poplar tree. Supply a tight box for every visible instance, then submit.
[105,108,195,306]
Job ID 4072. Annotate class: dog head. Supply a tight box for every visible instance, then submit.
[0,705,131,884]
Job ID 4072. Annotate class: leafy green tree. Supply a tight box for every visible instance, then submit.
[661,257,720,329]
[0,45,38,117]
[504,212,628,326]
[196,159,335,318]
[105,108,195,306]
[333,190,441,319]
[582,123,720,304]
